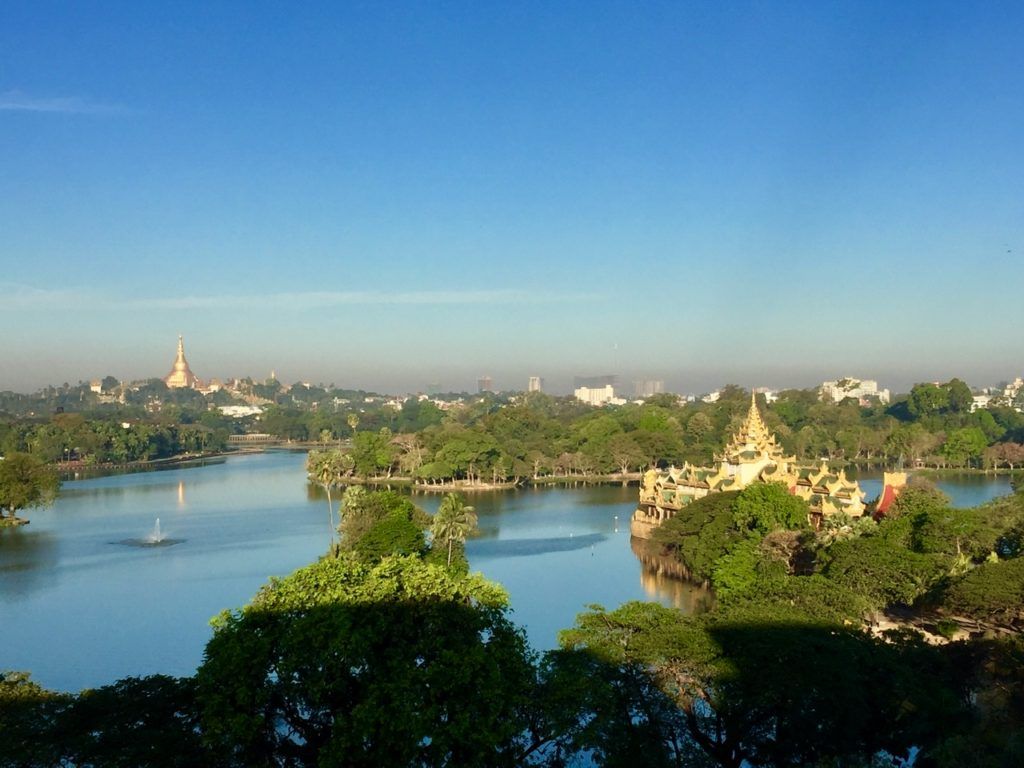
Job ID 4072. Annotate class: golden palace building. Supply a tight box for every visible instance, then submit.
[631,394,866,539]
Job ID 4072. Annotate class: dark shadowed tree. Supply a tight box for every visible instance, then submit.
[196,555,548,767]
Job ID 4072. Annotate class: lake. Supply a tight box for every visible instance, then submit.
[0,451,1013,691]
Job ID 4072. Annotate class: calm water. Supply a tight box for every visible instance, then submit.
[857,472,1013,509]
[0,452,1012,692]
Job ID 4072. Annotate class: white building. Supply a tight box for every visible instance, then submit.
[1004,377,1024,400]
[821,378,890,405]
[528,376,544,393]
[971,395,993,412]
[574,385,626,407]
[219,405,264,418]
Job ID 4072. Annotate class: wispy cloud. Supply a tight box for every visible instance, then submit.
[0,285,599,312]
[0,90,128,115]
[0,283,98,309]
[139,289,598,310]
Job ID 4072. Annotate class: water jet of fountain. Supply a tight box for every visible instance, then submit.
[149,517,164,544]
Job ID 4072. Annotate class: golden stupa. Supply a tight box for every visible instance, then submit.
[164,335,200,389]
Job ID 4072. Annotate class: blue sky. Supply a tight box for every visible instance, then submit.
[1,1,1022,394]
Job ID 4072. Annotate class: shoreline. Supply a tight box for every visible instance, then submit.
[55,449,1019,494]
[55,448,253,478]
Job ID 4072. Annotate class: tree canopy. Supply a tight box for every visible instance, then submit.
[197,555,542,767]
[0,452,60,521]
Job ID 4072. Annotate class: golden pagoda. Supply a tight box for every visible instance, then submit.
[631,393,866,539]
[164,335,201,389]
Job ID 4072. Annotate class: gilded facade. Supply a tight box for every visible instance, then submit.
[631,395,866,539]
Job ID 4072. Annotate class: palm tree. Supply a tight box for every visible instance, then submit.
[308,450,343,543]
[431,493,477,567]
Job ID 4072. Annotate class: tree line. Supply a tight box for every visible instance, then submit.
[0,412,230,465]
[5,380,1024,479]
[303,384,1024,486]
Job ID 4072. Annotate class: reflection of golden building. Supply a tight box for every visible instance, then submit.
[164,335,201,389]
[631,537,715,613]
[631,394,866,539]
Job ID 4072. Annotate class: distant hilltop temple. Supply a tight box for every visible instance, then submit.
[631,394,868,539]
[164,335,202,389]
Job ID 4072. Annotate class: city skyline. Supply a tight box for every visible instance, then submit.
[5,332,1018,398]
[2,3,1022,393]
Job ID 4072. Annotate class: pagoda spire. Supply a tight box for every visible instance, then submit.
[165,334,199,389]
[745,391,767,435]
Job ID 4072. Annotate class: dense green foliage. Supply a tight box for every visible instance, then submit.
[7,378,1024,482]
[651,472,1024,626]
[1,411,229,465]
[652,491,742,582]
[336,487,432,561]
[822,534,949,608]
[938,556,1024,624]
[302,383,1024,485]
[198,555,541,767]
[0,452,60,520]
[732,481,810,534]
[560,601,976,768]
[0,672,205,767]
[651,484,810,592]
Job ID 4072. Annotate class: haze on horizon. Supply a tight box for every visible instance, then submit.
[1,2,1022,396]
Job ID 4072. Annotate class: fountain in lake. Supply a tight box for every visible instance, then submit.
[116,517,183,548]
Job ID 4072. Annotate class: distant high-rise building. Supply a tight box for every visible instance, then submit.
[574,374,617,389]
[820,378,890,405]
[528,376,544,393]
[633,379,664,398]
[477,375,494,393]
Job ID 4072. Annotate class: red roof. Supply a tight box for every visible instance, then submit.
[875,484,899,517]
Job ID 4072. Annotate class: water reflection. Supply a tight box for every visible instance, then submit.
[58,482,188,500]
[631,537,715,614]
[471,532,606,558]
[0,529,59,600]
[857,472,1012,509]
[60,457,227,482]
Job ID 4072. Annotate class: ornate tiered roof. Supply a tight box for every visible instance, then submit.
[719,393,795,467]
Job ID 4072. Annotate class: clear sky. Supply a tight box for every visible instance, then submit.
[2,1,1022,395]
